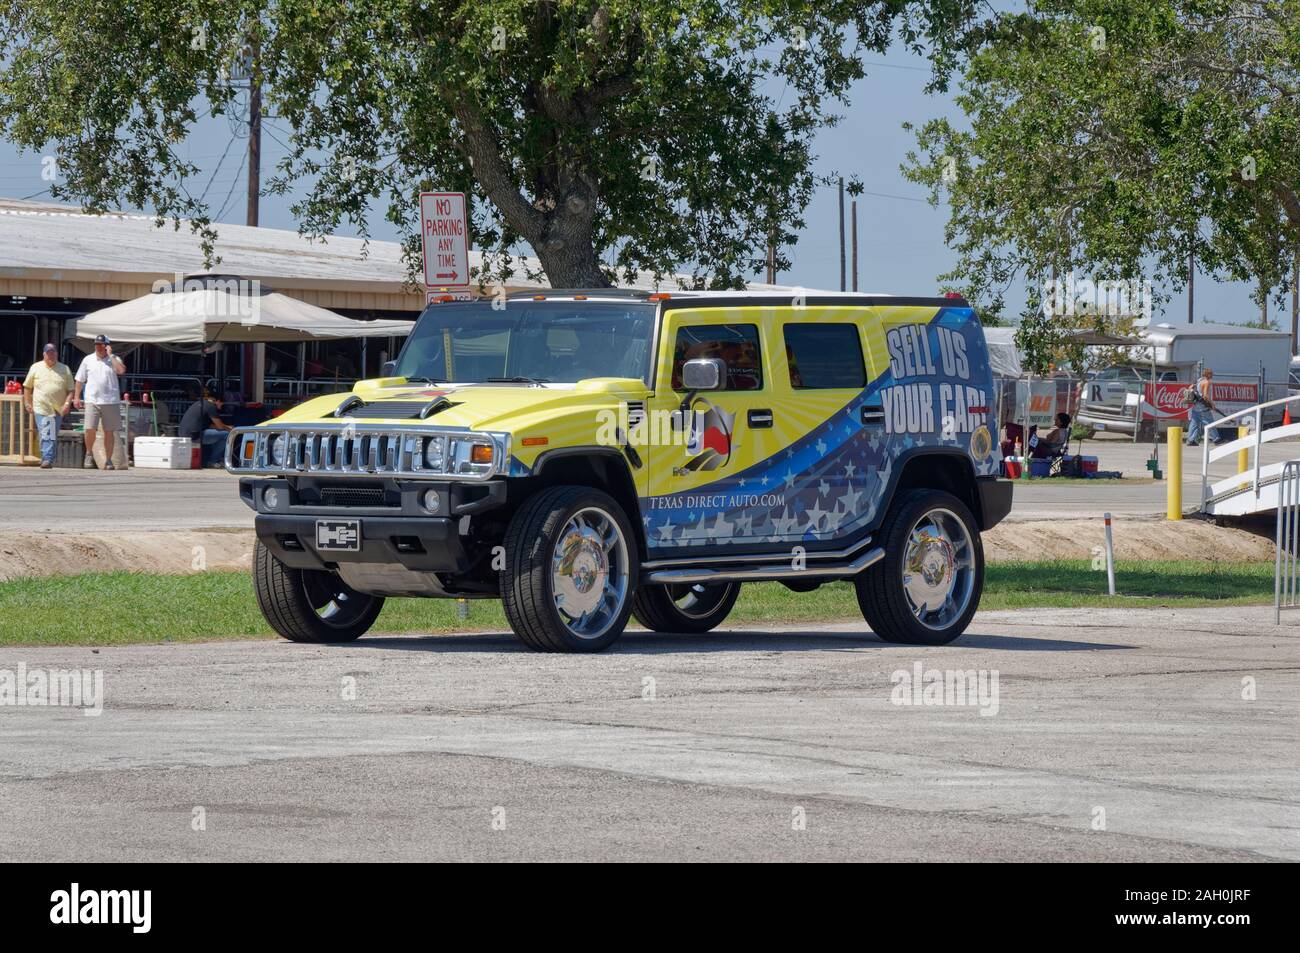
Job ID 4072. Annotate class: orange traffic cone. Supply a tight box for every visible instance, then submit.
[1286,406,1293,426]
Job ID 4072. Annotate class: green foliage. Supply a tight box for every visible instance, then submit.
[903,1,1300,321]
[0,1,982,289]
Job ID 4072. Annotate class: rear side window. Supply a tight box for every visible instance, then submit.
[671,324,763,390]
[783,324,867,389]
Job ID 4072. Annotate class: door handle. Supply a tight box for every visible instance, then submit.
[861,405,886,425]
[747,409,774,428]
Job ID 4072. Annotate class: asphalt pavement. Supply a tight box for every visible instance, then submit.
[0,606,1295,861]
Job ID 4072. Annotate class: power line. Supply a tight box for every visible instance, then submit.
[863,59,929,72]
[213,147,248,222]
[197,134,239,205]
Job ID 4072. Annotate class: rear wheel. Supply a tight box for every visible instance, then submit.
[855,489,983,646]
[253,540,384,643]
[501,486,638,652]
[632,582,740,633]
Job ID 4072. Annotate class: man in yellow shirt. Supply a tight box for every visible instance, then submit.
[23,343,74,469]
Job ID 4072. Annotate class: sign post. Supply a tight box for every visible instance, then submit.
[419,191,470,293]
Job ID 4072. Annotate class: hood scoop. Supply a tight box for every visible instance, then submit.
[328,395,459,421]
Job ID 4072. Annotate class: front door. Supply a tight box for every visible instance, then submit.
[640,311,778,551]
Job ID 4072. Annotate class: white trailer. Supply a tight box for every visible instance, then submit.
[1078,322,1293,435]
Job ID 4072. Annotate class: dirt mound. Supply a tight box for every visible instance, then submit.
[983,517,1274,563]
[0,518,1275,583]
[0,530,255,582]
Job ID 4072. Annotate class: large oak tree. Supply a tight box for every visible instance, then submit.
[0,0,979,289]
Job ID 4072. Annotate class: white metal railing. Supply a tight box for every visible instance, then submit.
[1275,461,1300,623]
[1200,393,1300,511]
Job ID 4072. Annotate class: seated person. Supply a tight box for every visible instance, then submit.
[1031,412,1072,458]
[1001,422,1025,458]
[179,382,233,467]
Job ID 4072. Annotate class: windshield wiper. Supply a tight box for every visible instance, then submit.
[486,376,551,386]
[402,375,444,385]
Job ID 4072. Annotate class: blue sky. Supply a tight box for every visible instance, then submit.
[0,41,1273,329]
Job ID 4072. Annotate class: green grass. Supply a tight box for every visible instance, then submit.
[0,559,1277,646]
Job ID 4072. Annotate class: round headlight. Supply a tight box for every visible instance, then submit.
[269,434,287,466]
[424,436,445,470]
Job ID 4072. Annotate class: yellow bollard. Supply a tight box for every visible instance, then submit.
[1238,426,1249,483]
[1167,427,1183,520]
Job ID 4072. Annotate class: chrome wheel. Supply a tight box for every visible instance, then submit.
[551,506,630,640]
[666,583,737,620]
[901,507,975,630]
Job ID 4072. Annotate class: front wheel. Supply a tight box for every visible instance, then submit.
[501,486,638,652]
[632,582,741,633]
[855,489,983,646]
[252,541,385,643]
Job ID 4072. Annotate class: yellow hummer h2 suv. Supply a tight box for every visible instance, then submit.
[227,290,1011,651]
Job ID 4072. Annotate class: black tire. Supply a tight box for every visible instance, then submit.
[500,486,639,652]
[253,540,384,643]
[855,488,983,646]
[632,582,741,633]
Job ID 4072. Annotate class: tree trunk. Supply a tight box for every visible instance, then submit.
[532,190,609,288]
[535,240,610,288]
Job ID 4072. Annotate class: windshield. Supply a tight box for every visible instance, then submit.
[393,300,656,385]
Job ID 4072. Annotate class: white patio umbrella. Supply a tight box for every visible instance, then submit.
[70,277,413,344]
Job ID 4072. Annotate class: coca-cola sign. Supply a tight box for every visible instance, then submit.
[1141,381,1259,421]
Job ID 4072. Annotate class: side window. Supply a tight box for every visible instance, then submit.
[783,324,867,389]
[671,324,763,391]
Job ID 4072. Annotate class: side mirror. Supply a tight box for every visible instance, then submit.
[381,361,398,377]
[682,357,725,391]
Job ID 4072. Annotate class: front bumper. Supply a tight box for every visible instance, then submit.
[241,476,506,572]
[255,513,465,572]
[977,477,1013,530]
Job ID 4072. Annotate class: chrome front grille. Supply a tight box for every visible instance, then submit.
[226,424,509,481]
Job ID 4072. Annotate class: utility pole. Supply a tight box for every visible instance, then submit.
[245,32,264,401]
[851,199,859,292]
[837,177,845,292]
[247,36,261,228]
[766,238,776,285]
[1187,237,1195,324]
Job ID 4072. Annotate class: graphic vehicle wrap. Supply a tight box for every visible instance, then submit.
[638,303,998,553]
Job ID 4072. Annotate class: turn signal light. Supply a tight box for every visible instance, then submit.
[521,436,548,447]
[470,444,494,464]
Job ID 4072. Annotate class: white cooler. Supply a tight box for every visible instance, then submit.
[133,436,195,469]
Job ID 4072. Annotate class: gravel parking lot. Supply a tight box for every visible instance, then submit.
[1,605,1295,862]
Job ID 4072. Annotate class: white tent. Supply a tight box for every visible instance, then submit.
[70,280,413,344]
[981,327,1023,378]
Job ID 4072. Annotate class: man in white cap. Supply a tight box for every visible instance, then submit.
[22,343,74,469]
[73,334,127,470]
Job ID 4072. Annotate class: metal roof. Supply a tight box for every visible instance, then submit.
[1144,321,1291,341]
[0,198,811,310]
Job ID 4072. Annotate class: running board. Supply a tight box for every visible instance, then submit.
[644,547,884,585]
